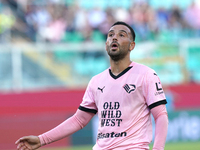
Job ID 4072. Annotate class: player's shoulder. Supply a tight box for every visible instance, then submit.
[133,62,155,75]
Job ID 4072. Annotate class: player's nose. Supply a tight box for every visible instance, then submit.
[112,35,118,41]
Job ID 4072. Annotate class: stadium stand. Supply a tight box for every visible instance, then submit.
[0,0,199,90]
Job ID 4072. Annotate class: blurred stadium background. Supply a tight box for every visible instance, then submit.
[0,0,200,149]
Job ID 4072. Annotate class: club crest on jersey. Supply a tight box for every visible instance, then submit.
[123,84,136,93]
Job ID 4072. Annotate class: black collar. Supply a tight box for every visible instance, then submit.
[109,66,132,79]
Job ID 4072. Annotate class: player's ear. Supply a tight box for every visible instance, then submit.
[129,41,135,51]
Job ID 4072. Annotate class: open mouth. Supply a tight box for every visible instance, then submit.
[111,43,119,49]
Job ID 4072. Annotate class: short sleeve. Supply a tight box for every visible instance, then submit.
[143,69,167,109]
[79,78,98,114]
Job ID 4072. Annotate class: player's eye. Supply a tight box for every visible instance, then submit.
[120,34,125,37]
[108,33,113,37]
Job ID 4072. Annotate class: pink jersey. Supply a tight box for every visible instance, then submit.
[79,61,167,150]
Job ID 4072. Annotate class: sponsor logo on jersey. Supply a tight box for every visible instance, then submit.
[155,91,164,96]
[155,82,164,96]
[123,84,136,93]
[156,82,162,91]
[97,131,127,139]
[101,102,122,127]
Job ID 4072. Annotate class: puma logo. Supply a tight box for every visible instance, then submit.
[98,86,105,93]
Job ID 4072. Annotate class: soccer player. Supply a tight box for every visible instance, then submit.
[15,21,168,150]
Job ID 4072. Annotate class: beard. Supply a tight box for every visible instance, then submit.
[106,44,130,61]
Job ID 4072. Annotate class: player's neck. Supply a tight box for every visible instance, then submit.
[110,59,132,76]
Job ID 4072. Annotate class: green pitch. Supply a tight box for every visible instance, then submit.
[41,141,200,150]
[153,141,200,150]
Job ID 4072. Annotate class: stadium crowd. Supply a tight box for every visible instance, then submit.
[1,0,200,42]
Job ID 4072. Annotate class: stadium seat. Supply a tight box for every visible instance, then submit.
[62,32,84,42]
[91,30,105,42]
